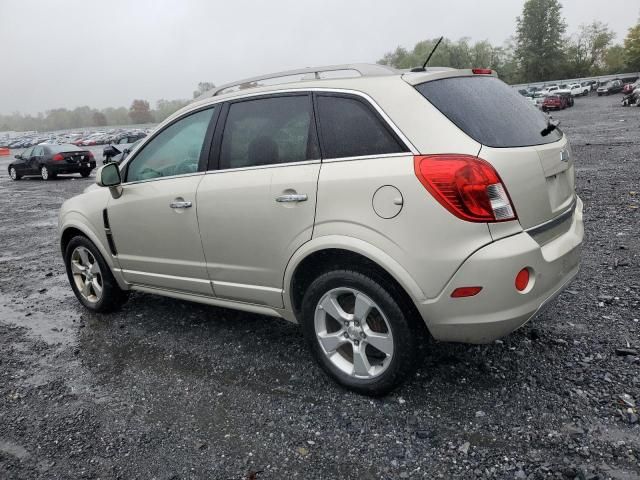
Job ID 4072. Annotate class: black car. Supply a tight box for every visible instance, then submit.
[103,138,142,165]
[8,144,96,181]
[597,79,624,96]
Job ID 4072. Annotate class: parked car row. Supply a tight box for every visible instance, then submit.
[0,128,149,150]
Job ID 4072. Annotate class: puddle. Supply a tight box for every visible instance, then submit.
[0,439,30,460]
[0,289,81,346]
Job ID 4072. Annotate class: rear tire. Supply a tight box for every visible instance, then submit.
[9,166,21,180]
[300,269,420,396]
[40,165,55,180]
[64,235,128,313]
[80,169,91,178]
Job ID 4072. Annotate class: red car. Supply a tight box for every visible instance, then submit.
[541,95,568,111]
[622,82,637,94]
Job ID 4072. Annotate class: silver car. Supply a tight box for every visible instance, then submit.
[59,64,583,395]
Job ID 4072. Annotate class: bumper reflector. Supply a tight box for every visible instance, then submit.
[451,286,483,298]
[515,268,530,291]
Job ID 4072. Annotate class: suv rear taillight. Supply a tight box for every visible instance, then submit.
[52,153,64,161]
[414,154,517,222]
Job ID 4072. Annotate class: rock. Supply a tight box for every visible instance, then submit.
[563,423,585,437]
[475,410,486,418]
[45,272,53,277]
[296,447,309,456]
[38,288,47,294]
[618,394,636,408]
[553,338,568,346]
[458,442,470,455]
[514,469,526,479]
[598,295,614,304]
[615,348,638,356]
[416,430,429,439]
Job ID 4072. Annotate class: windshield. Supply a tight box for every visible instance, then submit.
[415,76,562,148]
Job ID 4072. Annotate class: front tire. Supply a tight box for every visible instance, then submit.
[9,166,21,180]
[300,270,420,396]
[64,236,128,313]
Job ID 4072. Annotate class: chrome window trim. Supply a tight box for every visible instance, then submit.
[121,171,205,186]
[205,159,321,175]
[526,196,577,237]
[321,152,412,163]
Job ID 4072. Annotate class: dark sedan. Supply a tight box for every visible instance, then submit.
[8,144,96,181]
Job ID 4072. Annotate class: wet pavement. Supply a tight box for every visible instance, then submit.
[0,94,639,479]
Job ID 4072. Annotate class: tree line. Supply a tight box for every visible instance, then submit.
[0,83,218,133]
[378,0,640,84]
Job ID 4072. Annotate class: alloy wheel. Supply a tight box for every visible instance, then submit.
[41,166,49,180]
[70,246,103,303]
[9,167,17,180]
[314,287,394,379]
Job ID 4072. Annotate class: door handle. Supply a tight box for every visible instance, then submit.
[275,194,308,203]
[169,200,192,209]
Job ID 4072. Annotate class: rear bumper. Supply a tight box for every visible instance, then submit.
[50,161,96,174]
[419,196,584,344]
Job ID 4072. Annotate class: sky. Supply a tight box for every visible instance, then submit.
[0,0,636,114]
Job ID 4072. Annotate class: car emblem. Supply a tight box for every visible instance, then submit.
[560,150,569,162]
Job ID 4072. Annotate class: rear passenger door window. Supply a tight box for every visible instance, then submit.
[218,95,318,170]
[315,94,407,159]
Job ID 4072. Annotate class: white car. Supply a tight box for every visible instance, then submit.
[540,85,559,96]
[560,83,587,97]
[58,64,584,395]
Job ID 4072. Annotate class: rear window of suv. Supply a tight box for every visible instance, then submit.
[415,76,562,148]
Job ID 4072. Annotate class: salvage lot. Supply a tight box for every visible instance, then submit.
[0,94,638,479]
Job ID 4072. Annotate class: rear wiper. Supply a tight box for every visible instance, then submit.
[541,118,560,137]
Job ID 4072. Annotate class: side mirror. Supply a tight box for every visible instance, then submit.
[96,162,121,187]
[14,154,22,160]
[96,163,123,199]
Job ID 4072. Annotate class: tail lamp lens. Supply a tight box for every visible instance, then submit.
[414,155,517,222]
[472,68,493,75]
[515,268,530,291]
[52,153,64,161]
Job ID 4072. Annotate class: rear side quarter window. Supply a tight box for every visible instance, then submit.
[315,94,407,159]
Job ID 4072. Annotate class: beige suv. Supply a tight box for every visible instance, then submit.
[59,64,584,395]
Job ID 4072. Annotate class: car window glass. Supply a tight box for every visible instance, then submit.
[219,95,317,169]
[316,95,406,159]
[22,147,33,158]
[33,146,43,156]
[126,108,214,182]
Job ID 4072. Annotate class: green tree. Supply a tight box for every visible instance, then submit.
[515,0,567,82]
[129,99,153,124]
[92,111,107,127]
[603,44,626,73]
[623,21,640,71]
[193,81,216,98]
[564,22,616,77]
[378,37,520,83]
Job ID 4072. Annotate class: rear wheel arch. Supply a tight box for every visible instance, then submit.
[288,248,426,335]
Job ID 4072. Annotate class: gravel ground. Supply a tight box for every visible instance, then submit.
[0,94,638,480]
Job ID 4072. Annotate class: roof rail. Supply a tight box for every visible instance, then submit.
[197,63,399,99]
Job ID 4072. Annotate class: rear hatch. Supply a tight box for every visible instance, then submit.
[412,74,575,236]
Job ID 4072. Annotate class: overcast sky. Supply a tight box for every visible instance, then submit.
[0,0,636,114]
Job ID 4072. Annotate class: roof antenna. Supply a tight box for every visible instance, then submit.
[411,36,444,73]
